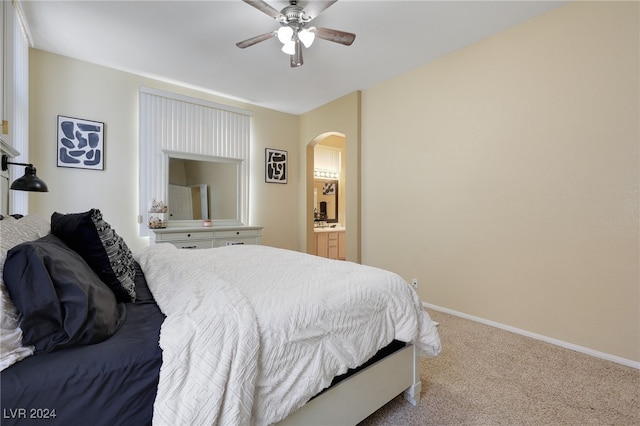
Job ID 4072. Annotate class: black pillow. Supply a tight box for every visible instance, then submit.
[131,261,155,304]
[3,234,126,353]
[51,209,136,302]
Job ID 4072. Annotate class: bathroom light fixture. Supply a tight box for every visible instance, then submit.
[1,154,49,192]
[314,169,339,179]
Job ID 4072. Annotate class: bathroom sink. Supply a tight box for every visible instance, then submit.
[314,225,346,232]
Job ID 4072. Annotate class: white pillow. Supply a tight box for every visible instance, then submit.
[0,214,51,371]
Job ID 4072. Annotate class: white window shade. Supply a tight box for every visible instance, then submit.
[3,1,30,214]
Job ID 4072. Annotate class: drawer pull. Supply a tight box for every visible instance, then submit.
[181,245,197,249]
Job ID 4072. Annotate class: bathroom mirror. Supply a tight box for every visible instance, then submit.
[166,152,242,226]
[314,179,338,223]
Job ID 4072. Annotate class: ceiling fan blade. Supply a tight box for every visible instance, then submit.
[314,27,356,46]
[290,40,303,67]
[303,0,337,21]
[236,32,276,49]
[241,0,281,19]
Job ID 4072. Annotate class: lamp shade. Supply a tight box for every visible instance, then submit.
[298,28,315,48]
[282,40,296,55]
[10,165,49,192]
[1,155,49,192]
[277,26,294,44]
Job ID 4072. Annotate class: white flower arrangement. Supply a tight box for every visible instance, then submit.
[148,199,168,229]
[149,199,168,213]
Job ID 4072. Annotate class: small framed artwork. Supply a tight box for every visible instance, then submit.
[265,148,287,184]
[322,182,336,195]
[57,115,105,170]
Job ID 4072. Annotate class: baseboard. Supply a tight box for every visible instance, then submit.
[422,302,640,370]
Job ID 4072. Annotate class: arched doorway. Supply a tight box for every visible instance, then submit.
[306,132,346,257]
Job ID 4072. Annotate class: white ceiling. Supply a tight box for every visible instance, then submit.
[19,0,566,115]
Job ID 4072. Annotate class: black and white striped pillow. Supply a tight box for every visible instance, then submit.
[51,209,136,303]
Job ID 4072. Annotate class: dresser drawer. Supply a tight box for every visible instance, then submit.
[214,229,260,238]
[156,231,215,242]
[213,237,258,247]
[162,240,214,249]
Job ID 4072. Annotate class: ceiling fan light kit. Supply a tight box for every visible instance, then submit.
[236,0,355,68]
[277,26,293,43]
[282,39,296,55]
[297,28,316,48]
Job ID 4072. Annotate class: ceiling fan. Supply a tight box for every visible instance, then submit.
[236,0,356,68]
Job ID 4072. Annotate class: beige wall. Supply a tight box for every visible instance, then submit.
[361,1,639,362]
[28,49,300,253]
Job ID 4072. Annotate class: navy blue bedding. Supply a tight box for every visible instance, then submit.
[4,234,126,353]
[0,263,164,426]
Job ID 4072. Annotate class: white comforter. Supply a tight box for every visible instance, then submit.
[135,244,441,426]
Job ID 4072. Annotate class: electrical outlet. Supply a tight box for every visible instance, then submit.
[412,278,418,289]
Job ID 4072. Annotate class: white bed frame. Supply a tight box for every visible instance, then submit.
[278,344,421,425]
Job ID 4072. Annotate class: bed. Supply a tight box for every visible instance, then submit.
[0,210,441,425]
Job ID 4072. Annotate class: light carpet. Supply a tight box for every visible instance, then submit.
[359,310,640,425]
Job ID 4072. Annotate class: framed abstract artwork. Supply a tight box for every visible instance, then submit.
[265,148,287,184]
[57,115,105,170]
[322,182,336,195]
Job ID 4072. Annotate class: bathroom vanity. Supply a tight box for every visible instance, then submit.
[314,227,345,260]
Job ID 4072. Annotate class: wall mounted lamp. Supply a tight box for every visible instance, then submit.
[1,154,49,192]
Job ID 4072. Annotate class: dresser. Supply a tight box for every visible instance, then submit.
[150,226,263,249]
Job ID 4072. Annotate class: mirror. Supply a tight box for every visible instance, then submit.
[314,179,338,223]
[168,183,208,220]
[166,154,240,226]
